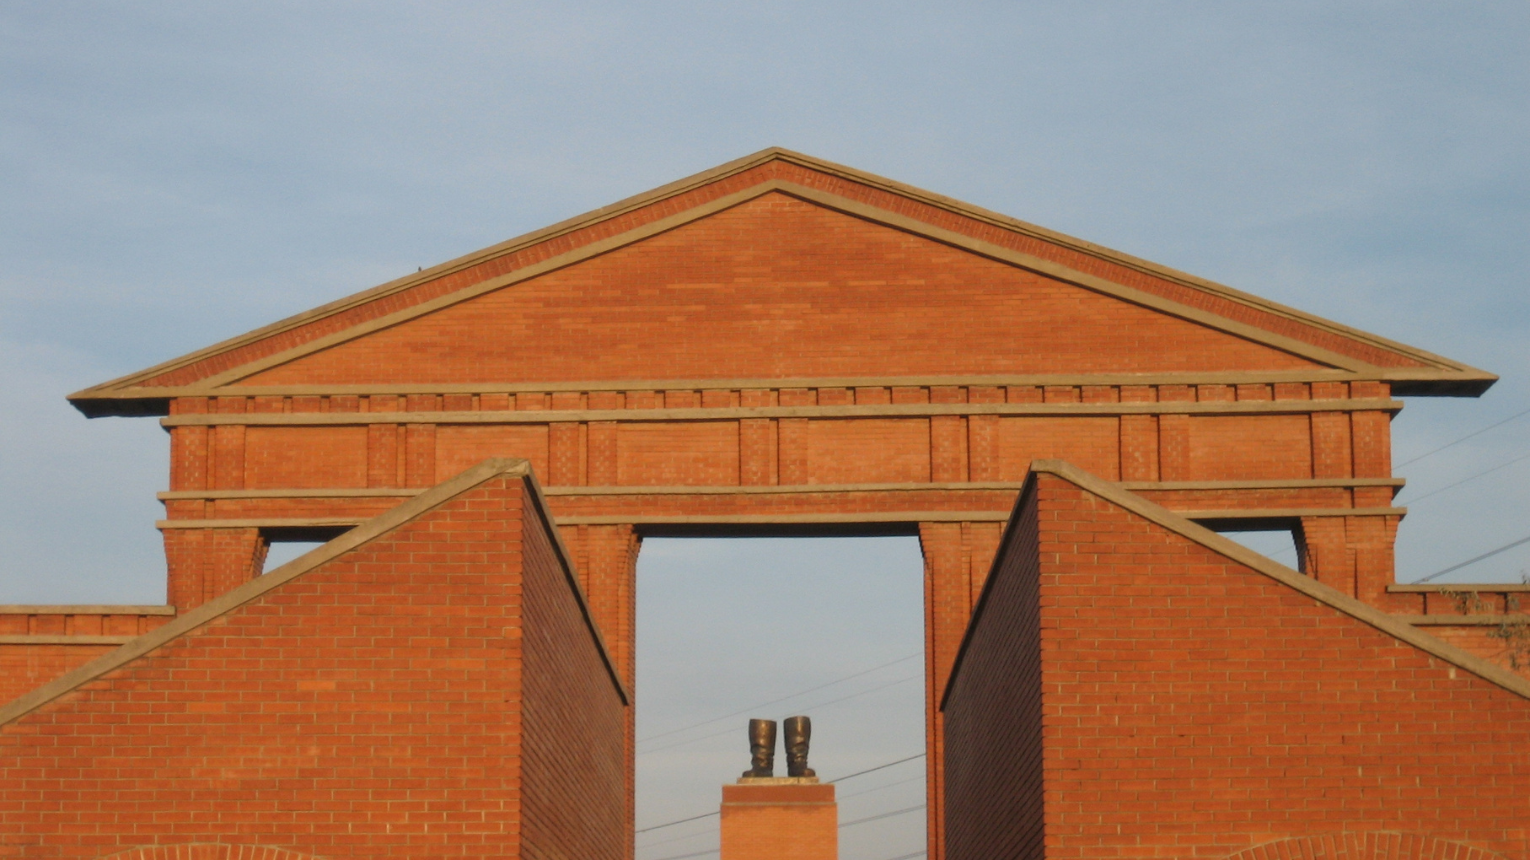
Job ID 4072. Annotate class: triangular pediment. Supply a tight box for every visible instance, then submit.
[70,149,1493,415]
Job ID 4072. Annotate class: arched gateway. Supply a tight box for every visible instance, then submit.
[60,149,1503,858]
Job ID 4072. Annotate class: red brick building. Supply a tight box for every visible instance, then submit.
[3,149,1523,858]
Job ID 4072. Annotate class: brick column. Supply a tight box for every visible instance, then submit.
[164,527,267,611]
[918,520,1000,860]
[1157,386,1193,480]
[568,523,640,860]
[1298,516,1353,595]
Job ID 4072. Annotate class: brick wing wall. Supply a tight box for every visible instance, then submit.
[520,493,628,860]
[943,466,1530,860]
[0,462,625,860]
[940,493,1044,860]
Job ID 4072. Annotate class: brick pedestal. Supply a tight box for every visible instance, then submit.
[720,778,837,860]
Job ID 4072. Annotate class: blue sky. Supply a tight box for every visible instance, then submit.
[2,4,1527,859]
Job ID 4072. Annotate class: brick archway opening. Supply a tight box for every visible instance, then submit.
[634,532,927,860]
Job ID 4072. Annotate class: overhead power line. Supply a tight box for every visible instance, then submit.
[1396,406,1530,469]
[839,772,925,800]
[829,752,925,783]
[1396,450,1530,506]
[647,848,717,860]
[645,795,927,860]
[639,673,921,756]
[1410,532,1530,584]
[636,810,722,836]
[638,652,920,745]
[636,752,925,836]
[841,803,926,828]
[637,825,720,852]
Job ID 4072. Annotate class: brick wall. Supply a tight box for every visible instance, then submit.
[0,462,626,860]
[520,493,628,860]
[0,643,117,705]
[939,496,1043,860]
[0,608,174,705]
[943,465,1530,860]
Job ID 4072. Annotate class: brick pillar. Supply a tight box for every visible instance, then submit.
[164,527,267,612]
[921,520,995,860]
[1298,516,1353,596]
[720,781,837,860]
[589,421,619,485]
[1351,514,1403,609]
[740,417,776,485]
[930,386,968,483]
[1310,413,1353,479]
[574,523,640,860]
[967,387,1003,482]
[1119,414,1159,481]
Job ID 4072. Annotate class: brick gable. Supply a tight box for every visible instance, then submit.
[241,194,1323,387]
[68,149,1493,415]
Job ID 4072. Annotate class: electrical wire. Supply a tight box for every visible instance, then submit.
[839,772,925,801]
[1396,406,1530,469]
[638,673,921,756]
[636,810,721,835]
[636,752,925,836]
[829,753,925,783]
[878,852,926,860]
[841,803,926,828]
[1410,532,1530,584]
[1396,450,1530,506]
[644,795,927,859]
[638,825,718,851]
[638,652,920,744]
[647,848,717,860]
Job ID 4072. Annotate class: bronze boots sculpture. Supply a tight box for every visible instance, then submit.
[741,718,777,778]
[741,715,816,779]
[783,715,815,778]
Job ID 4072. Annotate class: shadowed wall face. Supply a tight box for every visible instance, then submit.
[938,496,1044,860]
[942,470,1530,860]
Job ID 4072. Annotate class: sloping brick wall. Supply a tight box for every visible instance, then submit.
[0,461,625,860]
[943,465,1530,860]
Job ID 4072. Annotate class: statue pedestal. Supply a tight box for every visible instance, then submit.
[719,778,837,860]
